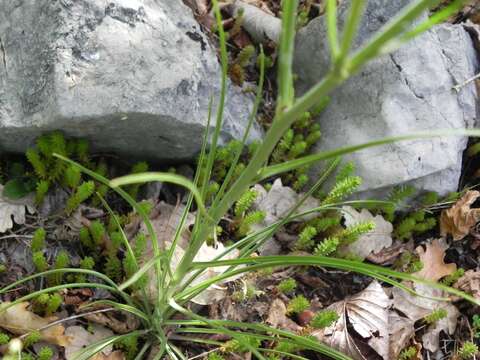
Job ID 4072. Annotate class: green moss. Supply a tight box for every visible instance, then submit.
[23,331,41,348]
[77,256,95,282]
[116,335,138,360]
[458,341,478,359]
[237,210,265,237]
[314,237,340,256]
[45,293,62,316]
[31,228,46,253]
[90,220,106,246]
[38,347,54,360]
[310,310,339,329]
[35,180,50,204]
[398,346,417,360]
[295,226,317,251]
[322,176,362,205]
[79,226,93,250]
[277,278,297,293]
[208,353,225,360]
[0,333,10,345]
[287,295,310,315]
[234,189,258,218]
[66,181,95,215]
[442,268,464,286]
[32,251,48,272]
[49,250,70,286]
[424,308,447,324]
[105,254,122,283]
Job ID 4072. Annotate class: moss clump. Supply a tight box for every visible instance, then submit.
[277,278,297,294]
[287,295,310,315]
[310,310,339,329]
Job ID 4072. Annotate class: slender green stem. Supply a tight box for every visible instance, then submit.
[338,0,366,61]
[326,0,340,60]
[347,0,445,73]
[277,0,299,110]
[212,47,266,206]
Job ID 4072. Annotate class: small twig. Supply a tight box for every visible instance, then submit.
[453,72,480,92]
[18,307,116,339]
[0,234,33,241]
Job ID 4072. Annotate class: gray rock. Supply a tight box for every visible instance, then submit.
[294,0,479,196]
[0,0,261,160]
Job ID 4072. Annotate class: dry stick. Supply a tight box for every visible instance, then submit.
[0,235,33,240]
[453,72,480,92]
[17,307,116,340]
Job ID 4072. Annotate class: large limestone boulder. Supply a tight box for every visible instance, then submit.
[0,0,261,160]
[294,0,479,196]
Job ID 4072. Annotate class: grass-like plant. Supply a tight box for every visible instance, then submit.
[1,0,478,359]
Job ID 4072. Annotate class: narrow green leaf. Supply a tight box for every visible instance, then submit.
[258,129,480,179]
[109,172,208,218]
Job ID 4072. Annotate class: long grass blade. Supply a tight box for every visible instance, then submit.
[326,0,340,60]
[79,300,149,322]
[109,172,208,217]
[179,256,478,305]
[71,330,148,360]
[277,0,299,110]
[258,129,480,179]
[169,299,268,360]
[54,153,165,300]
[338,0,367,59]
[212,47,266,205]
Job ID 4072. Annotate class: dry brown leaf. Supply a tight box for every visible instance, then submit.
[138,202,240,305]
[340,207,393,260]
[266,298,303,333]
[141,201,195,251]
[388,312,415,360]
[440,190,480,240]
[253,179,319,226]
[82,309,140,334]
[64,325,114,359]
[0,185,35,233]
[366,240,413,265]
[412,239,457,282]
[313,281,390,360]
[454,269,480,300]
[0,302,71,346]
[392,283,459,352]
[92,351,126,360]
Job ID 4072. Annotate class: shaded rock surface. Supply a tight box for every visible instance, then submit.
[294,0,479,196]
[0,0,261,160]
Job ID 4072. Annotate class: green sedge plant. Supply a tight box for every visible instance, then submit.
[1,0,478,359]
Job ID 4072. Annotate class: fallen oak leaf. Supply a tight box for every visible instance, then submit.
[92,351,126,360]
[0,302,71,346]
[64,325,114,360]
[138,202,241,305]
[440,190,480,240]
[454,269,480,300]
[0,184,35,233]
[252,179,320,226]
[391,283,459,353]
[81,307,140,334]
[266,298,303,333]
[366,240,413,265]
[412,239,457,282]
[388,312,415,359]
[313,281,390,360]
[339,207,393,260]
